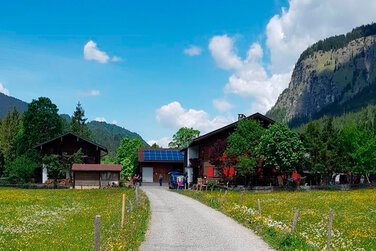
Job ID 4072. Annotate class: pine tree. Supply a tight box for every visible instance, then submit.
[0,107,20,162]
[70,102,91,139]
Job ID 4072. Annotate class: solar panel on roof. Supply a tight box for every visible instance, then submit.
[143,149,184,161]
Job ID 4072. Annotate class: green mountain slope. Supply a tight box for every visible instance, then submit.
[267,23,376,127]
[0,93,28,119]
[87,121,148,161]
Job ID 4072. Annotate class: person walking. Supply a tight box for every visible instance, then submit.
[159,174,163,186]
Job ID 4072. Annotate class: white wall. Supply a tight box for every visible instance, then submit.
[42,164,48,183]
[187,145,199,166]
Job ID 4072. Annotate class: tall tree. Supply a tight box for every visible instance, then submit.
[319,117,343,184]
[0,107,20,162]
[257,123,305,174]
[115,137,145,178]
[168,127,200,148]
[227,119,264,183]
[18,97,63,154]
[341,124,376,182]
[70,102,91,139]
[302,120,324,174]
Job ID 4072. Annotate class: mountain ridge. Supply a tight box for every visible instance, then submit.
[0,92,28,118]
[0,94,148,160]
[267,23,376,127]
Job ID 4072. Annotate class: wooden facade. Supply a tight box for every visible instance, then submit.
[139,162,184,183]
[184,113,274,184]
[138,148,184,183]
[72,164,121,189]
[33,132,108,183]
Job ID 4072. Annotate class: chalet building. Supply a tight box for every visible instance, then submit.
[182,113,274,185]
[72,164,121,189]
[138,148,184,183]
[33,132,108,183]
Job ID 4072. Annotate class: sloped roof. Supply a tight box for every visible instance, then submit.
[189,112,274,146]
[72,164,121,171]
[33,132,107,152]
[138,148,184,163]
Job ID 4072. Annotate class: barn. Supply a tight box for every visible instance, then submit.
[72,164,121,189]
[138,148,184,183]
[33,132,108,183]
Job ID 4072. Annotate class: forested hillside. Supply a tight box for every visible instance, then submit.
[297,104,376,133]
[0,93,28,119]
[88,121,148,161]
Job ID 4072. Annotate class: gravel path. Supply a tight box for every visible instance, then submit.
[140,186,273,251]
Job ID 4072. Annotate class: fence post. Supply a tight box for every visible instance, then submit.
[291,209,299,234]
[211,186,214,193]
[224,190,228,203]
[128,199,133,212]
[135,184,139,202]
[94,215,101,251]
[121,194,125,228]
[240,189,245,207]
[257,199,261,216]
[326,209,334,251]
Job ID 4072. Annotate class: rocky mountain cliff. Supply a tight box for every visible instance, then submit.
[267,24,376,127]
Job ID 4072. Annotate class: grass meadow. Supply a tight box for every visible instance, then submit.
[179,188,376,250]
[0,187,149,250]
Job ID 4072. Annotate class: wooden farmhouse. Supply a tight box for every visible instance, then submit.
[33,132,108,184]
[181,113,274,185]
[138,148,184,183]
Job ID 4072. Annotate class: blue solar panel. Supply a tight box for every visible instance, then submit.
[143,149,184,161]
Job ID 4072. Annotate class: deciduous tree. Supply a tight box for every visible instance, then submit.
[4,155,39,183]
[168,127,200,148]
[18,97,63,155]
[227,119,264,182]
[43,154,65,186]
[257,123,305,174]
[115,137,145,178]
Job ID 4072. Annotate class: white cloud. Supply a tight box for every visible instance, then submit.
[213,99,233,112]
[80,90,100,97]
[111,56,122,62]
[266,0,376,73]
[208,35,242,70]
[147,137,171,148]
[0,82,9,95]
[94,117,107,122]
[156,101,234,134]
[111,120,118,125]
[210,0,376,113]
[84,40,110,63]
[209,39,291,113]
[184,45,202,56]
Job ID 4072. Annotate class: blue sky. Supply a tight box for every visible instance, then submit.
[1,0,376,146]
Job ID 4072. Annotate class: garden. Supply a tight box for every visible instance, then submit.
[179,188,376,250]
[0,187,150,250]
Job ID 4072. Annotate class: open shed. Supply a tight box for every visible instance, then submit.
[72,164,121,189]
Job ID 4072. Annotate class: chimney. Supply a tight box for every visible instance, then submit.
[238,114,246,121]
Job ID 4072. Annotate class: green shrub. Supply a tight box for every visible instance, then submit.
[4,155,39,183]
